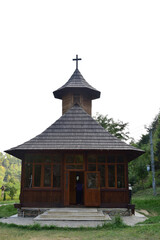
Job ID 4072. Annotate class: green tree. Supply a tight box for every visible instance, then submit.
[154,114,160,169]
[129,111,160,191]
[129,150,148,179]
[5,178,17,200]
[94,113,130,141]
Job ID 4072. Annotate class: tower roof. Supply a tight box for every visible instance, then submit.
[53,69,101,100]
[5,104,144,160]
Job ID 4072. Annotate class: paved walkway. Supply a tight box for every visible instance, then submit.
[0,211,147,228]
[122,211,148,226]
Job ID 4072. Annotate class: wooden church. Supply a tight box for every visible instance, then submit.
[6,56,144,210]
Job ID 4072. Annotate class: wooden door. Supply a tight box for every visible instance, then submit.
[69,172,76,205]
[84,171,100,206]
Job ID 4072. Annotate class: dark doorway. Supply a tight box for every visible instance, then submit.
[69,171,84,205]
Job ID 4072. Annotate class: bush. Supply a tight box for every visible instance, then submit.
[114,215,126,228]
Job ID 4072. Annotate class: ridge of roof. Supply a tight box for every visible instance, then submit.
[53,69,100,99]
[6,104,144,159]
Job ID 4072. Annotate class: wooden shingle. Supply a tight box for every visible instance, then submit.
[53,69,100,100]
[6,104,144,159]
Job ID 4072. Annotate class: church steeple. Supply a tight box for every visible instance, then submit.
[53,56,100,115]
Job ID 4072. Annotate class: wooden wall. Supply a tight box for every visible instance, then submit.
[20,189,129,208]
[62,93,91,115]
[81,96,91,116]
[101,189,129,207]
[20,151,130,208]
[21,189,63,207]
[62,93,73,115]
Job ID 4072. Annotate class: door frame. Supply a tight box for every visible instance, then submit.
[64,170,84,206]
[64,170,69,206]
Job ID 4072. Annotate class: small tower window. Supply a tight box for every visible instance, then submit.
[73,95,81,105]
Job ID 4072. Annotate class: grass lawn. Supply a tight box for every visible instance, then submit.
[0,200,18,205]
[0,199,18,218]
[0,187,160,240]
[132,186,160,224]
[0,205,17,218]
[0,223,160,240]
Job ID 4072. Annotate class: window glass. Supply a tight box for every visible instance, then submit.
[44,165,51,187]
[45,156,52,163]
[98,165,105,187]
[98,155,106,163]
[66,165,83,170]
[87,173,98,189]
[75,154,83,163]
[25,159,32,164]
[45,158,51,163]
[108,165,115,187]
[53,165,61,188]
[66,154,74,163]
[76,165,83,169]
[117,164,125,188]
[24,163,32,188]
[53,154,62,163]
[34,165,41,187]
[88,154,96,163]
[107,156,115,163]
[88,164,96,171]
[66,165,75,169]
[34,158,43,163]
[117,156,124,163]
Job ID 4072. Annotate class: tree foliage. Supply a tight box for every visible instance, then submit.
[129,111,160,191]
[5,178,18,200]
[0,152,21,199]
[94,113,130,141]
[94,111,160,191]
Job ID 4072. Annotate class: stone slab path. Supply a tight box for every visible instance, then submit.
[0,211,147,228]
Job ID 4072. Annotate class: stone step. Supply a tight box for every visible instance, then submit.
[46,212,104,216]
[34,208,111,221]
[35,215,110,221]
[47,208,98,213]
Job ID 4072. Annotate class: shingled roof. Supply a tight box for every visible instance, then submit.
[6,104,144,160]
[53,69,100,100]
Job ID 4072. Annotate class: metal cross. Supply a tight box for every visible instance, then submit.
[73,55,82,69]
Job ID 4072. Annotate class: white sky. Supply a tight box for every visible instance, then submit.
[0,0,160,153]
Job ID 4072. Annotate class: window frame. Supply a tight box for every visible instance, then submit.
[24,154,62,189]
[64,153,85,171]
[87,154,127,189]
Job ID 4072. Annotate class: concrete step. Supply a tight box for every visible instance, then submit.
[35,215,110,221]
[46,212,104,216]
[34,208,111,221]
[47,208,98,213]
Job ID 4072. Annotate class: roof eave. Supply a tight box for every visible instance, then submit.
[53,87,101,100]
[5,148,144,162]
